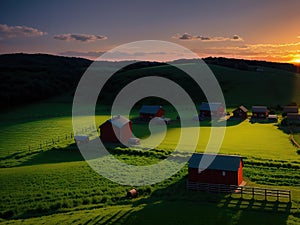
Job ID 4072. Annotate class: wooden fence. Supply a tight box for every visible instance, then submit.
[187,181,291,202]
[1,126,99,158]
[288,125,300,148]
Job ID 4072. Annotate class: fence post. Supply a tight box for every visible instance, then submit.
[252,187,254,199]
[265,189,267,201]
[289,191,291,202]
[241,187,243,199]
[277,190,279,202]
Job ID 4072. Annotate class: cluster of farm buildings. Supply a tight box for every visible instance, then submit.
[96,103,300,146]
[75,103,299,189]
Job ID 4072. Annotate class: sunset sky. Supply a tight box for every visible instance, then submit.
[1,0,300,63]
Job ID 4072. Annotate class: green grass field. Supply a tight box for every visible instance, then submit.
[1,64,300,224]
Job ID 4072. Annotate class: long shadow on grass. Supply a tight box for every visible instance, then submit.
[124,177,292,225]
[132,117,245,139]
[17,144,85,167]
[17,140,173,167]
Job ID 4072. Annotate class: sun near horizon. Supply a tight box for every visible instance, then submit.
[289,55,300,66]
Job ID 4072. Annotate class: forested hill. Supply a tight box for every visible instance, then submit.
[0,53,298,110]
[0,53,92,109]
[203,57,297,73]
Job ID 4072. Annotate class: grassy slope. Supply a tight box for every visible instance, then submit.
[1,64,300,224]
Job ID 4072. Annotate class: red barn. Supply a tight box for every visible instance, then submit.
[99,115,132,144]
[199,102,225,118]
[232,105,248,119]
[188,153,243,186]
[139,105,164,119]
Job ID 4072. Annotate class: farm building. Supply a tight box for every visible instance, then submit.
[128,137,140,146]
[267,114,278,123]
[188,153,243,186]
[283,106,299,115]
[139,105,164,119]
[99,115,132,144]
[152,117,171,125]
[287,113,300,124]
[251,106,269,118]
[199,102,225,118]
[74,135,89,144]
[232,105,248,119]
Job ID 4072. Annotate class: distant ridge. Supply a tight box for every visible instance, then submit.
[203,57,297,73]
[0,53,298,110]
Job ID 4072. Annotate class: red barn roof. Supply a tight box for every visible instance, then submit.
[233,105,248,113]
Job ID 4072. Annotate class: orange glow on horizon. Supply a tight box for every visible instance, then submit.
[290,56,300,65]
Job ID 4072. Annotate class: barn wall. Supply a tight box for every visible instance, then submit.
[188,168,237,185]
[238,161,243,185]
[233,109,247,119]
[199,110,211,117]
[156,108,164,117]
[252,111,268,118]
[217,106,224,115]
[100,122,120,143]
[140,113,154,119]
[120,122,132,144]
[140,109,164,119]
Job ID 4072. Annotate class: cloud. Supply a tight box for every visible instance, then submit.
[54,33,107,42]
[59,50,168,60]
[0,24,47,39]
[59,51,105,59]
[173,33,243,42]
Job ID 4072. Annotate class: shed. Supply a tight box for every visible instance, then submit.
[252,106,269,118]
[232,105,248,119]
[199,102,225,118]
[74,135,89,144]
[267,114,278,122]
[188,153,243,186]
[152,117,171,125]
[283,106,299,114]
[139,105,164,119]
[99,115,132,144]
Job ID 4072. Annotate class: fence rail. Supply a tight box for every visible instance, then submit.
[187,181,291,202]
[1,126,99,159]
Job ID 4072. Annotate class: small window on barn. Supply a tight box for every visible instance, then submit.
[222,171,226,176]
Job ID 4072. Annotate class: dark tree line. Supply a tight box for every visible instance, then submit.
[0,53,92,109]
[203,57,297,72]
